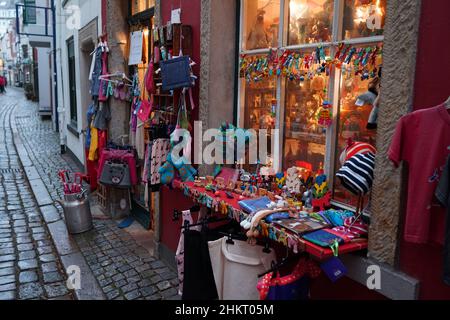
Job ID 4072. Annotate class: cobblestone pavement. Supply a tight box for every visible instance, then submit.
[3,87,179,300]
[0,93,73,300]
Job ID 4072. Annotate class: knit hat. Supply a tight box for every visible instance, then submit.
[336,152,376,195]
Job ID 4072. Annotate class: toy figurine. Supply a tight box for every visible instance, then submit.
[302,189,314,209]
[206,176,214,185]
[216,177,226,190]
[227,180,236,191]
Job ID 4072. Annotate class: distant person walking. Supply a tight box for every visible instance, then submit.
[0,76,6,94]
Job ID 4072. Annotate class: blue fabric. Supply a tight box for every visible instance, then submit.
[266,276,310,300]
[323,210,355,227]
[265,212,291,223]
[118,217,134,229]
[238,197,271,214]
[90,48,102,97]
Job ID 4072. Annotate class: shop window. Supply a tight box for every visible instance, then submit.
[238,0,384,210]
[242,77,277,132]
[284,68,329,171]
[333,58,380,206]
[131,0,155,15]
[241,0,281,51]
[342,0,386,39]
[288,0,334,45]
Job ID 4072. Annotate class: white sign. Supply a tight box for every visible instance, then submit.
[128,31,144,66]
[171,8,181,24]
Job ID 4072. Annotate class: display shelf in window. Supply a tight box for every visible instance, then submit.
[288,0,335,46]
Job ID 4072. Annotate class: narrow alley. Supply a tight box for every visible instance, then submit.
[0,88,179,300]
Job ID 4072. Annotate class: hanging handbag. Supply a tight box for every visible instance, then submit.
[160,55,192,91]
[99,160,132,189]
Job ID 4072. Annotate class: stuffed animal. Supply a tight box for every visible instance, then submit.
[247,9,270,50]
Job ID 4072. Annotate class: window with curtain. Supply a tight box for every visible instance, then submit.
[238,0,385,208]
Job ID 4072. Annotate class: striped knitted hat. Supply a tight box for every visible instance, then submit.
[336,153,376,195]
[340,141,377,165]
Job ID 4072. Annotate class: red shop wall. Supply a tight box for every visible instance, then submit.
[159,0,201,254]
[399,0,450,300]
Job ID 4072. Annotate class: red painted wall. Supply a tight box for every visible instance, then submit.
[159,0,201,253]
[399,0,450,300]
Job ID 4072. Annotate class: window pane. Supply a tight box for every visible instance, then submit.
[284,61,329,171]
[343,0,386,39]
[288,0,334,45]
[243,77,277,132]
[242,0,280,51]
[333,64,381,206]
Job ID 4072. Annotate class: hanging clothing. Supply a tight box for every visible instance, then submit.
[182,230,218,300]
[150,139,171,187]
[88,127,99,161]
[90,47,102,97]
[389,104,450,243]
[436,156,450,285]
[208,238,275,300]
[93,102,111,131]
[85,103,96,149]
[98,51,109,102]
[257,258,321,301]
[135,118,146,160]
[175,210,201,297]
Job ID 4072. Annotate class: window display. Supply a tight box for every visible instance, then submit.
[284,68,329,171]
[288,0,334,45]
[343,0,386,39]
[242,0,281,51]
[333,59,380,206]
[239,0,383,210]
[242,77,277,132]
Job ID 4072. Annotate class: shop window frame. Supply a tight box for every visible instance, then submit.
[237,0,384,209]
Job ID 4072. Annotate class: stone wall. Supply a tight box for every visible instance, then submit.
[368,0,422,266]
[105,0,130,142]
[198,0,238,176]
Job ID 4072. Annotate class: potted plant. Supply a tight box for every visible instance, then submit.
[24,83,34,100]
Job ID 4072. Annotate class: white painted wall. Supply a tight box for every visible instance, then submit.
[56,0,102,165]
[37,46,51,112]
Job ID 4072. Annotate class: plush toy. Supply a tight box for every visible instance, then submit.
[247,9,270,50]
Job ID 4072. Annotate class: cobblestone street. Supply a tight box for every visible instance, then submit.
[0,88,179,300]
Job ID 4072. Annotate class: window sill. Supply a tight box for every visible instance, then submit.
[67,123,80,139]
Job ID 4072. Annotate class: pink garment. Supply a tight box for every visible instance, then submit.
[389,104,450,244]
[175,210,200,296]
[98,149,138,186]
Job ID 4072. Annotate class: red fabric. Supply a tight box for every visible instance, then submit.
[138,99,152,122]
[98,130,107,157]
[176,181,368,260]
[0,77,4,86]
[98,51,109,102]
[85,148,98,191]
[389,104,450,244]
[257,258,321,300]
[98,149,138,185]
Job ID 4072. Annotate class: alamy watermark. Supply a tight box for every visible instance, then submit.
[66,265,81,290]
[171,121,280,169]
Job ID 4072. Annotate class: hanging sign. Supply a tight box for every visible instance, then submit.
[171,8,182,24]
[128,31,144,66]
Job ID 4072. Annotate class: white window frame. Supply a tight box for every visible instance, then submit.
[238,0,384,207]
